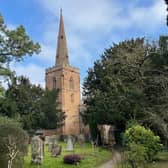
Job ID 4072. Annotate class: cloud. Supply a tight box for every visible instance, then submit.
[7,0,165,86]
[38,0,166,32]
[11,63,45,87]
[7,23,18,30]
[35,0,166,84]
[37,43,56,63]
[128,0,166,31]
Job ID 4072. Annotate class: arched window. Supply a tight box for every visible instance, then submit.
[69,77,74,90]
[53,77,57,89]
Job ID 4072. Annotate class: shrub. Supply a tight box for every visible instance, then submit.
[126,143,147,168]
[0,116,29,168]
[64,154,81,165]
[123,124,163,162]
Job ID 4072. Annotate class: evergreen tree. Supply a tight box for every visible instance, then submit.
[0,14,40,78]
[83,36,168,144]
[0,76,65,131]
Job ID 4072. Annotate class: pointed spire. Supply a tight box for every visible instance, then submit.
[55,9,69,66]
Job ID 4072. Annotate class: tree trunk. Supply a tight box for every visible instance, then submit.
[8,160,12,168]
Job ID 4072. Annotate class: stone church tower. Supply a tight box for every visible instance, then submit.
[45,10,80,135]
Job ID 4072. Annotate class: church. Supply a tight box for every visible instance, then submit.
[45,10,81,135]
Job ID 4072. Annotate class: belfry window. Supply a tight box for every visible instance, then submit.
[69,77,74,90]
[53,77,57,89]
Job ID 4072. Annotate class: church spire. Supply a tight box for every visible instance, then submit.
[55,9,69,66]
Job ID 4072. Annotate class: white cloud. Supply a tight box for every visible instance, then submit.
[38,43,56,63]
[37,0,166,66]
[11,0,165,86]
[38,0,166,32]
[128,0,166,31]
[11,63,45,88]
[7,23,18,30]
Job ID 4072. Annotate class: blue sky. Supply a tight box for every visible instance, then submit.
[0,0,167,87]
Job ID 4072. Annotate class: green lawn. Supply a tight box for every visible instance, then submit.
[118,151,168,168]
[24,143,112,168]
[149,152,168,168]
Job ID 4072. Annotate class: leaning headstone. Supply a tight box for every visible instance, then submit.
[51,145,62,157]
[31,136,44,165]
[78,134,85,147]
[66,136,74,151]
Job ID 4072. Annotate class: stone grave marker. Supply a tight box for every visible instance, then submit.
[51,145,62,157]
[78,134,85,147]
[31,136,44,165]
[45,136,50,145]
[66,135,74,152]
[48,135,58,152]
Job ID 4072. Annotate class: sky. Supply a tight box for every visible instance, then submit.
[0,0,167,88]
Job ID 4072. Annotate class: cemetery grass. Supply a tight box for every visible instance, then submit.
[118,151,168,168]
[24,143,112,168]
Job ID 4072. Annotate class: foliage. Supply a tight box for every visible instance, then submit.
[83,38,147,142]
[64,154,81,165]
[0,115,21,127]
[0,116,28,168]
[39,88,66,129]
[0,14,40,78]
[0,76,65,131]
[142,36,168,145]
[82,36,168,144]
[0,83,5,97]
[165,0,168,26]
[24,143,112,168]
[123,125,163,162]
[126,143,147,168]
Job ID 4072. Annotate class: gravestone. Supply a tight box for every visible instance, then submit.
[45,136,50,145]
[78,134,85,147]
[31,136,44,165]
[51,145,62,157]
[48,135,58,152]
[66,135,74,151]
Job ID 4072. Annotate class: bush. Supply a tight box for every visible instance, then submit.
[0,116,28,168]
[64,154,81,165]
[126,143,147,168]
[123,124,163,162]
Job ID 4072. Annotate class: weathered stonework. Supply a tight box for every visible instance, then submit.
[45,10,80,135]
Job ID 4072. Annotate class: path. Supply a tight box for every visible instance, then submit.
[98,150,121,168]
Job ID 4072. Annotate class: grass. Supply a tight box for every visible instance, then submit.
[24,143,112,168]
[118,151,168,168]
[149,152,168,168]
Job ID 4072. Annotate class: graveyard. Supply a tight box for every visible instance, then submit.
[24,140,112,168]
[1,1,168,168]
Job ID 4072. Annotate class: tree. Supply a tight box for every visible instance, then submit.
[141,36,168,145]
[82,38,148,142]
[39,89,66,129]
[0,76,65,131]
[0,14,40,78]
[0,116,28,168]
[165,0,168,26]
[82,36,168,144]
